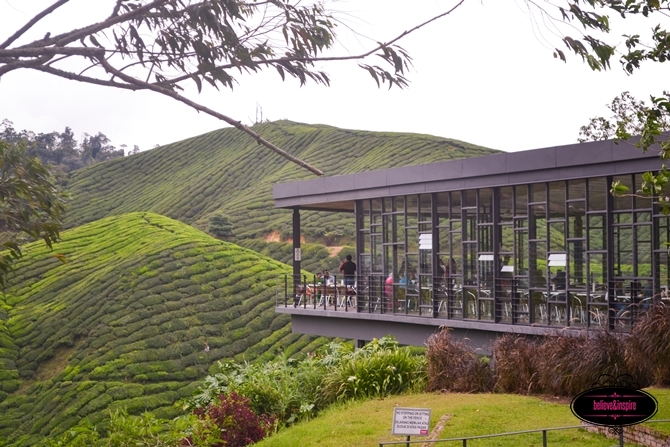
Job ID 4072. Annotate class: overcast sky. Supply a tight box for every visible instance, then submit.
[0,0,667,155]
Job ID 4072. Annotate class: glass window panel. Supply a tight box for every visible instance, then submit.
[383,197,393,213]
[383,214,392,243]
[637,225,652,277]
[463,243,477,285]
[479,225,493,253]
[479,300,494,321]
[406,227,418,253]
[464,189,477,208]
[568,179,586,200]
[371,223,381,235]
[656,252,670,292]
[588,253,607,297]
[515,218,527,229]
[500,187,514,223]
[567,202,586,239]
[464,209,477,242]
[530,204,547,240]
[384,245,393,276]
[588,177,608,211]
[515,185,528,216]
[451,231,462,258]
[657,216,670,248]
[614,212,632,225]
[371,234,382,273]
[451,191,462,215]
[637,242,652,277]
[531,183,546,203]
[478,258,494,289]
[361,231,370,253]
[420,194,432,221]
[361,200,370,229]
[635,173,652,209]
[530,241,547,287]
[436,192,449,226]
[500,225,514,253]
[372,198,382,214]
[406,195,418,220]
[420,248,432,276]
[549,222,566,252]
[479,189,493,223]
[614,226,633,277]
[360,254,371,276]
[637,211,651,223]
[394,196,405,213]
[569,241,586,287]
[394,214,405,245]
[549,182,566,220]
[515,230,528,275]
[405,254,418,280]
[438,228,450,256]
[588,214,606,251]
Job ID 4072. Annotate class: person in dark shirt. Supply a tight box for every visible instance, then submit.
[339,254,357,287]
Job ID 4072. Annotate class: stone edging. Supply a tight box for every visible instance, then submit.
[581,421,670,447]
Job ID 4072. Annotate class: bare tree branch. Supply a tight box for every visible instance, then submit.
[0,0,70,49]
[96,57,324,175]
[31,65,140,90]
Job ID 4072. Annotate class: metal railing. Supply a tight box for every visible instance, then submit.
[378,420,670,447]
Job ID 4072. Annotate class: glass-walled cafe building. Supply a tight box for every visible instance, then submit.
[273,138,667,349]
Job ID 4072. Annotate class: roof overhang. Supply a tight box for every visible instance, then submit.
[273,137,664,211]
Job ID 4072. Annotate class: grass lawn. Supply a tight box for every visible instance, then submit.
[645,388,670,435]
[256,392,649,447]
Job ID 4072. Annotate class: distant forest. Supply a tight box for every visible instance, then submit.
[0,119,130,178]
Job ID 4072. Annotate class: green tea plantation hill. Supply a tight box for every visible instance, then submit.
[64,121,498,248]
[0,213,327,446]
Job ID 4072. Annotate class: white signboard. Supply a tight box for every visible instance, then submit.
[392,407,431,436]
[294,248,301,261]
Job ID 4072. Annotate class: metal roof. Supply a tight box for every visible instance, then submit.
[273,137,663,211]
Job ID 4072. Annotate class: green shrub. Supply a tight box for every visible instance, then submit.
[321,337,426,403]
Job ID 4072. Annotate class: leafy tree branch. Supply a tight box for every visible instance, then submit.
[0,0,466,176]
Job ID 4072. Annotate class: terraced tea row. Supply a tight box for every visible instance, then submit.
[0,213,325,446]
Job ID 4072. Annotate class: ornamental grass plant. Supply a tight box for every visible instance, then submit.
[626,304,670,386]
[425,328,494,393]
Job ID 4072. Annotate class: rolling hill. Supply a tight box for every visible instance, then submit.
[63,120,499,245]
[0,122,498,445]
[0,213,326,445]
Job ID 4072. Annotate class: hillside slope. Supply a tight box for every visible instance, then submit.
[64,121,498,243]
[0,213,324,446]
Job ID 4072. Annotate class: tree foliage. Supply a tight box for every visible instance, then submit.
[0,0,463,175]
[579,91,670,209]
[1,119,125,175]
[207,213,233,240]
[0,139,67,287]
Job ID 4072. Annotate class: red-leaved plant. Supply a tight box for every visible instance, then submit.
[186,391,275,447]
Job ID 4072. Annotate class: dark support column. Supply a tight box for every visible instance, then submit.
[293,208,301,306]
[606,177,615,330]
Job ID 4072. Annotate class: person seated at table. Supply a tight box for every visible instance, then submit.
[640,280,654,310]
[551,270,566,290]
[323,270,335,286]
[606,282,627,317]
[531,269,547,288]
[399,271,418,293]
